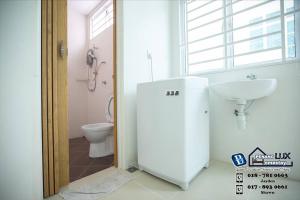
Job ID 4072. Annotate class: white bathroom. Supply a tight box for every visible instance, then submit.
[67,0,115,182]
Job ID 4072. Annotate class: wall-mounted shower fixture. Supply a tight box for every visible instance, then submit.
[86,49,97,68]
[86,46,106,92]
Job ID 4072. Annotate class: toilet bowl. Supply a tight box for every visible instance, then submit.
[82,123,113,158]
[82,96,114,158]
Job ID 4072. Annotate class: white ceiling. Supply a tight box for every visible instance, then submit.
[69,0,102,15]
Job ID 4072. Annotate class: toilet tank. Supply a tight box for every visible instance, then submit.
[137,77,209,189]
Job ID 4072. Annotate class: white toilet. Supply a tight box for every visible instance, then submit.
[82,96,114,158]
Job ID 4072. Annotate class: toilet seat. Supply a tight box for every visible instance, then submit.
[105,95,114,123]
[82,123,113,132]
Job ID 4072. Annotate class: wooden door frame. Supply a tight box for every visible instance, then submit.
[112,0,118,169]
[42,0,118,197]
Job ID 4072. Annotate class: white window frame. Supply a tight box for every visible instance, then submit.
[89,0,113,40]
[181,0,300,75]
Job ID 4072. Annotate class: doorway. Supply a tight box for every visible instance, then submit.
[41,0,117,197]
[67,0,115,182]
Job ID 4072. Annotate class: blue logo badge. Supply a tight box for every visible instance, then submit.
[232,153,246,166]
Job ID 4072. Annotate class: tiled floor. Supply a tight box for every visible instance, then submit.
[46,160,300,200]
[69,137,113,182]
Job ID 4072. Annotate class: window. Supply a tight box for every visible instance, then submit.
[184,0,300,74]
[89,0,113,40]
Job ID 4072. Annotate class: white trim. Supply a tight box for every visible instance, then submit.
[88,0,110,18]
[226,0,234,69]
[188,17,223,32]
[182,0,299,75]
[188,0,273,23]
[295,0,300,59]
[190,59,300,76]
[188,15,281,44]
[179,0,188,76]
[280,0,286,61]
[228,0,274,17]
[189,46,281,66]
[223,0,228,69]
[189,31,281,55]
[188,32,223,45]
[187,0,215,13]
[189,57,224,66]
[116,0,126,169]
[89,0,113,40]
[188,6,223,22]
[188,15,280,44]
[233,46,281,57]
[187,8,300,44]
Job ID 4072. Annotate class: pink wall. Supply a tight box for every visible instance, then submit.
[68,3,113,139]
[68,4,88,139]
[88,25,114,124]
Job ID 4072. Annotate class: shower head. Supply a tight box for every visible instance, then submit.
[86,49,97,67]
[88,51,96,59]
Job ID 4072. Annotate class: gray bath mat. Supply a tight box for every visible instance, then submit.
[59,169,133,200]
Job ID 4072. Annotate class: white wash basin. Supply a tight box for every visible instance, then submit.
[210,78,277,130]
[211,79,277,102]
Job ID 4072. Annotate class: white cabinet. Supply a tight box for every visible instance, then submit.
[137,77,209,190]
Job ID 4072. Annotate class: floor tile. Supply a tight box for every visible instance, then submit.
[44,195,63,200]
[80,165,111,178]
[47,161,300,200]
[69,151,86,165]
[91,155,114,166]
[69,166,87,181]
[69,137,88,144]
[134,171,180,200]
[71,153,94,166]
[69,143,89,152]
[69,137,113,182]
[102,181,164,200]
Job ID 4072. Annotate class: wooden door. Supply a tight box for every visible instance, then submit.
[42,0,69,197]
[42,0,118,197]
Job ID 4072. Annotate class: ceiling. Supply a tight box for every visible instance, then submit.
[68,0,102,15]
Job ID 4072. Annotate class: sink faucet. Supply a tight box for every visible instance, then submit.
[246,74,256,80]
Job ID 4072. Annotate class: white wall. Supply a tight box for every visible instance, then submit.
[168,0,300,180]
[169,0,185,77]
[88,26,114,124]
[116,1,300,180]
[117,0,172,169]
[201,62,300,180]
[0,1,43,200]
[68,3,88,138]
